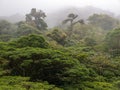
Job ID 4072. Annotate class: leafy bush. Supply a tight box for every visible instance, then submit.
[0,76,63,90]
[10,34,49,48]
[15,23,41,37]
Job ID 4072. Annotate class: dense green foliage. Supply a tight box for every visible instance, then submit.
[10,34,49,48]
[0,12,120,90]
[16,23,41,37]
[0,76,62,90]
[105,28,120,57]
[47,29,67,45]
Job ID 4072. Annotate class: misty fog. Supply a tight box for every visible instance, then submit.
[0,0,120,16]
[0,0,120,27]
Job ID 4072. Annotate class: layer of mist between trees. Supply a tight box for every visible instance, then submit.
[0,8,120,90]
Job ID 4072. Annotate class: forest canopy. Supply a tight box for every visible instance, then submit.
[0,7,120,90]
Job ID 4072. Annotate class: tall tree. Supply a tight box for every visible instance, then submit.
[63,13,84,31]
[26,8,47,30]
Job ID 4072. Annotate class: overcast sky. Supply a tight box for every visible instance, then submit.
[0,0,120,16]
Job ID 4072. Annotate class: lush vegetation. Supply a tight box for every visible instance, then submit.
[0,10,120,90]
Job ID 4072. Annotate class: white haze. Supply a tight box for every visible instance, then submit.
[0,0,120,16]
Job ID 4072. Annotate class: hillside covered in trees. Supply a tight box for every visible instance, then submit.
[0,7,120,90]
